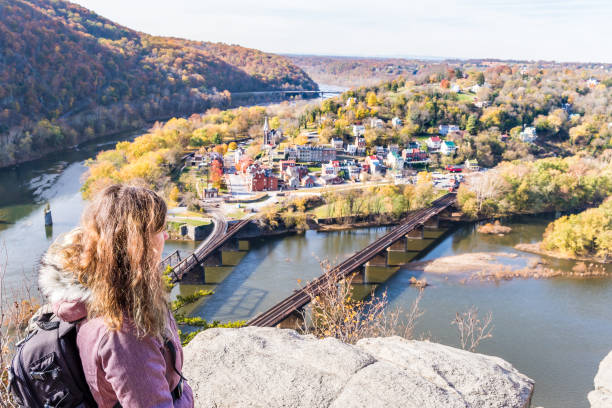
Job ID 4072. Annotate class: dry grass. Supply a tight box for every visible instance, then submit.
[0,243,40,408]
[300,260,424,344]
[452,307,494,352]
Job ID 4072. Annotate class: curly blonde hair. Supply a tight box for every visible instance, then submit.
[63,185,168,338]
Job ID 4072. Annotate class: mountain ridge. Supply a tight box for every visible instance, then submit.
[0,0,317,167]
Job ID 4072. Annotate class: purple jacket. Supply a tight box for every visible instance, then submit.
[54,300,194,408]
[39,232,194,408]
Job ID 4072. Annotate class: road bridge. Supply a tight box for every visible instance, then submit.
[161,216,251,283]
[230,90,342,97]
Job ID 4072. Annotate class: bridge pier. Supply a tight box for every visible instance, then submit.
[424,215,439,229]
[180,261,205,284]
[406,225,424,239]
[202,251,222,267]
[220,238,239,252]
[365,252,388,267]
[349,282,378,301]
[238,240,250,251]
[388,239,407,251]
[387,245,419,265]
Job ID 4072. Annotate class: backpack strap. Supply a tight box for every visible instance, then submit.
[164,339,187,381]
[36,312,60,331]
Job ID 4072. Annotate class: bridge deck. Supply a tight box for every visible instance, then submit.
[247,193,456,327]
[168,218,251,282]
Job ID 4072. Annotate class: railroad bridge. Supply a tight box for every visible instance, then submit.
[247,193,458,328]
[161,217,252,283]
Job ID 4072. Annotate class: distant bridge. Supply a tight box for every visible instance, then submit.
[247,193,457,328]
[230,89,342,97]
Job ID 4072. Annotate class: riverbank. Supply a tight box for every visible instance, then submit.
[315,217,405,232]
[516,242,611,264]
[402,251,609,283]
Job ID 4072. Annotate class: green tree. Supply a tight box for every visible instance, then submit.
[476,72,485,86]
[466,115,478,135]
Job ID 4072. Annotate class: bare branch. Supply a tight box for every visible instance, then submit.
[300,259,425,344]
[451,306,494,352]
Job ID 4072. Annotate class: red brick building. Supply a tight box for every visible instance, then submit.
[245,164,278,192]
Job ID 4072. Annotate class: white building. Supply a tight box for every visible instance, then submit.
[322,161,339,176]
[352,124,365,137]
[386,151,404,170]
[347,165,361,180]
[346,144,357,155]
[465,159,480,171]
[234,147,245,165]
[440,141,457,155]
[470,84,482,93]
[331,138,344,149]
[287,177,300,189]
[520,127,537,143]
[391,117,403,128]
[426,136,442,151]
[287,146,337,162]
[369,118,384,129]
[439,124,460,136]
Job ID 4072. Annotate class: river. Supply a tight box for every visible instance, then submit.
[1,88,610,407]
[188,217,612,408]
[0,85,344,289]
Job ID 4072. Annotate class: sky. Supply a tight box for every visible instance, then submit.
[74,0,612,63]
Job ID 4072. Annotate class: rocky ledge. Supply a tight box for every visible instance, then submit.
[589,350,612,408]
[182,327,534,408]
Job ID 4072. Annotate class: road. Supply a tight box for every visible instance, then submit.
[200,208,228,248]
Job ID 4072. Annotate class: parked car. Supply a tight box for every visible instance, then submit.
[445,165,463,173]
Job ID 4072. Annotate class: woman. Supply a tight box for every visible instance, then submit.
[38,184,194,407]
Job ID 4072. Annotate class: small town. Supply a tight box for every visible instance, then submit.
[183,112,540,222]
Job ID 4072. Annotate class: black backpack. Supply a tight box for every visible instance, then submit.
[9,312,97,408]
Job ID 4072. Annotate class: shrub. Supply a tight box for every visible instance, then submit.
[301,260,424,344]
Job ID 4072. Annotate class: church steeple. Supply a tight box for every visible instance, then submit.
[263,116,271,146]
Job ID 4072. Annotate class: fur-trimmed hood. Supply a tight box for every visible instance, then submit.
[39,228,90,322]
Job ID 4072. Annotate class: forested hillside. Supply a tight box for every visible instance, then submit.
[288,55,421,87]
[0,0,317,167]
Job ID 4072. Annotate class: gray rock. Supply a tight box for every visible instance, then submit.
[589,350,612,408]
[182,327,534,408]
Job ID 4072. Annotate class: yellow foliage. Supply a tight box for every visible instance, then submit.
[366,92,378,107]
[296,134,309,145]
[416,171,432,184]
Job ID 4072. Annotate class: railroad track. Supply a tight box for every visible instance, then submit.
[247,193,456,327]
